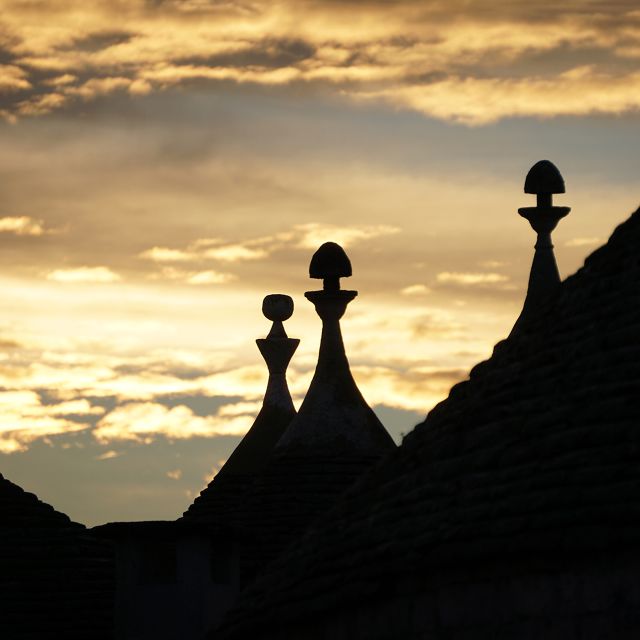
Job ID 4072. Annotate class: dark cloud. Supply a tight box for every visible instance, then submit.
[411,313,465,340]
[65,30,135,53]
[178,38,316,68]
[154,393,243,416]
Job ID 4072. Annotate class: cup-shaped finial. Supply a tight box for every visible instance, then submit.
[263,294,293,323]
[262,294,293,339]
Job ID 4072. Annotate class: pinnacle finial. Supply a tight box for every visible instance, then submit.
[510,161,571,336]
[262,294,293,339]
[524,159,566,208]
[309,242,352,292]
[276,242,393,456]
[518,160,570,234]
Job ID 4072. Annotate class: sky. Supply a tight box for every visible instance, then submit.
[0,0,638,525]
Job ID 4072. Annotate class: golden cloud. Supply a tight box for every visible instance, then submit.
[93,401,253,443]
[353,69,640,125]
[0,1,638,123]
[0,216,47,236]
[400,284,431,296]
[46,266,122,283]
[140,246,193,262]
[352,364,467,413]
[0,391,101,453]
[16,93,67,117]
[0,64,31,92]
[292,223,400,249]
[201,244,269,262]
[436,271,510,286]
[64,76,132,100]
[140,223,399,275]
[185,270,237,285]
[565,237,603,247]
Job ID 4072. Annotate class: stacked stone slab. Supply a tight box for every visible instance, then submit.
[218,208,640,639]
[0,473,114,639]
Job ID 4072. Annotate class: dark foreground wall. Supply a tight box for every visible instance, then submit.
[258,549,640,640]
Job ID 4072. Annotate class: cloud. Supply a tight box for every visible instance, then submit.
[64,76,133,100]
[0,64,31,92]
[93,401,253,443]
[2,1,637,123]
[291,223,400,249]
[46,266,122,283]
[42,73,78,87]
[354,68,640,125]
[410,312,466,340]
[185,270,237,284]
[565,236,602,247]
[139,223,399,275]
[0,216,48,236]
[200,244,269,262]
[16,93,67,117]
[140,246,193,262]
[0,391,101,453]
[400,284,431,296]
[96,449,120,460]
[479,260,508,269]
[436,271,509,286]
[141,239,268,264]
[149,265,236,284]
[352,364,468,413]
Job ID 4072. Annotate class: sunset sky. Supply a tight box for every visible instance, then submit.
[0,0,638,525]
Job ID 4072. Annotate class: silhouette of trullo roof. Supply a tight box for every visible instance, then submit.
[221,244,395,580]
[0,473,114,639]
[218,207,640,638]
[276,241,394,455]
[183,294,299,524]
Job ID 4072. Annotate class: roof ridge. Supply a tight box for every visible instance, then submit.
[0,472,83,529]
[406,205,640,445]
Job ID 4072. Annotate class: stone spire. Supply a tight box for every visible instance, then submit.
[276,242,395,456]
[510,160,571,335]
[216,294,299,478]
[183,294,299,521]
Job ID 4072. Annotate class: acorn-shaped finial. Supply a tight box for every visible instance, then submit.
[309,242,352,292]
[524,160,565,208]
[518,160,570,233]
[263,294,293,339]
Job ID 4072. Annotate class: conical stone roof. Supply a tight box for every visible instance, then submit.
[224,244,396,582]
[0,473,114,639]
[218,207,640,639]
[183,295,299,525]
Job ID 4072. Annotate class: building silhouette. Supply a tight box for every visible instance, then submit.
[0,473,113,639]
[2,161,639,639]
[217,164,640,639]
